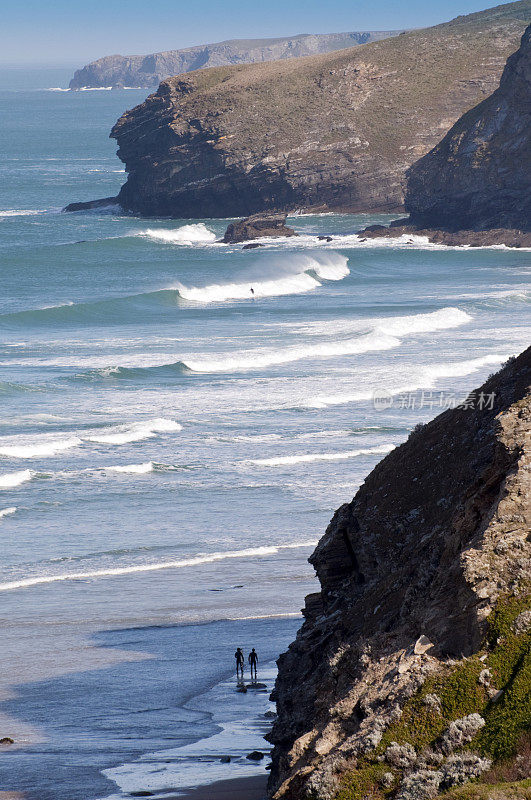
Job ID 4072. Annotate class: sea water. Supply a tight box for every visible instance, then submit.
[0,85,530,799]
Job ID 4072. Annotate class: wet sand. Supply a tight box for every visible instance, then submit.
[178,775,267,799]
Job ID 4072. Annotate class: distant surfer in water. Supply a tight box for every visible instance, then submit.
[250,287,255,297]
[248,647,258,680]
[235,647,245,678]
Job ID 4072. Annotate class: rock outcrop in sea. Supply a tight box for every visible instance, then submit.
[103,1,530,218]
[268,347,531,800]
[221,213,298,244]
[69,31,405,90]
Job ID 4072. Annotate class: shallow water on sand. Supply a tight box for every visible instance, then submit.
[0,85,530,798]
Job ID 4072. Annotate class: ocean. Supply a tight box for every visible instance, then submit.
[0,83,530,800]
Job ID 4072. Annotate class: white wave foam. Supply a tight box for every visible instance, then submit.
[248,444,394,466]
[0,541,318,592]
[140,224,217,245]
[378,307,471,336]
[176,252,349,303]
[303,353,509,409]
[185,331,398,373]
[0,470,32,489]
[106,462,154,474]
[78,86,113,91]
[0,437,81,459]
[46,87,70,92]
[85,418,182,445]
[0,507,16,519]
[0,209,44,217]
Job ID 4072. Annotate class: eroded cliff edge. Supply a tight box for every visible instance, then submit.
[268,347,531,800]
[107,1,531,217]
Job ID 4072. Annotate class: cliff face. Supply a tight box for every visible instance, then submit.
[110,1,531,217]
[269,348,531,800]
[69,32,404,90]
[405,25,531,231]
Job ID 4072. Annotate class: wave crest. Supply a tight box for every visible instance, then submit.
[0,470,32,489]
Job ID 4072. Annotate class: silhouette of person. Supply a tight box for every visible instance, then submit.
[250,287,255,297]
[248,647,258,680]
[235,647,245,678]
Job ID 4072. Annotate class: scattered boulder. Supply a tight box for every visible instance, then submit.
[246,750,265,761]
[130,793,153,797]
[242,242,264,249]
[0,737,14,745]
[220,755,231,763]
[221,214,298,244]
[236,684,248,693]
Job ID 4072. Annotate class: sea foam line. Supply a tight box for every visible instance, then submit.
[302,353,509,409]
[248,444,395,466]
[0,542,318,592]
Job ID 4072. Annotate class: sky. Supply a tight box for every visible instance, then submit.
[0,0,502,66]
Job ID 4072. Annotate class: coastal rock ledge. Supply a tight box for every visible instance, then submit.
[268,347,531,800]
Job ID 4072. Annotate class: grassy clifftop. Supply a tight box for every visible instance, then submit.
[112,0,531,217]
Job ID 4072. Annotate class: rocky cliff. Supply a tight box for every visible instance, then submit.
[405,25,531,232]
[107,1,531,217]
[69,31,404,90]
[268,347,531,800]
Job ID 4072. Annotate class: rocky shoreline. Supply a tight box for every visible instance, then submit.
[358,222,531,248]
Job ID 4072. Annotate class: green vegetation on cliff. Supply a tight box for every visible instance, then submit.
[336,592,531,800]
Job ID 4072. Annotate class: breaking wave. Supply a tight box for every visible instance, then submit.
[0,470,32,489]
[0,507,17,518]
[184,331,399,373]
[139,224,217,245]
[0,437,81,459]
[175,253,349,303]
[0,541,318,592]
[302,353,509,409]
[84,418,182,445]
[105,462,154,474]
[248,444,395,466]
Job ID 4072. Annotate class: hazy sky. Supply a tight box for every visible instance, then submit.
[1,0,500,65]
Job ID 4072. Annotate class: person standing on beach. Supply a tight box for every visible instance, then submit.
[248,647,258,680]
[235,647,245,678]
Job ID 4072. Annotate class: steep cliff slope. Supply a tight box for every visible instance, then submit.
[269,347,531,800]
[108,1,531,217]
[404,25,531,232]
[69,31,404,90]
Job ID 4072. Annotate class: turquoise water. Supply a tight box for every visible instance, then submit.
[0,86,530,798]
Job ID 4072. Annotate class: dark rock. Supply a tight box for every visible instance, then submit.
[246,750,265,761]
[107,4,529,217]
[0,737,14,745]
[130,793,153,798]
[220,755,231,763]
[358,223,531,248]
[264,710,277,719]
[222,214,298,244]
[242,242,264,249]
[268,348,531,799]
[318,236,333,242]
[406,25,531,232]
[236,684,248,693]
[63,197,120,213]
[249,682,268,689]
